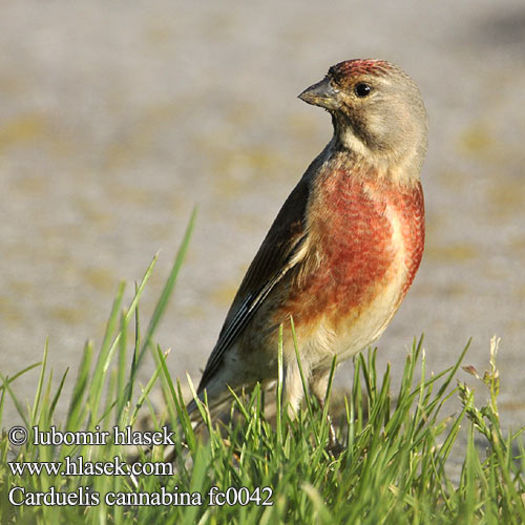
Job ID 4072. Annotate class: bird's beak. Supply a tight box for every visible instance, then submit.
[298,76,340,110]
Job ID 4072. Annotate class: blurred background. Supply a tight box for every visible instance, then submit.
[1,1,524,429]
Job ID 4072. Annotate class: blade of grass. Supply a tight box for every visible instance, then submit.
[0,373,30,429]
[66,340,93,430]
[136,207,197,369]
[48,368,69,422]
[0,362,42,392]
[30,338,49,426]
[88,282,126,427]
[276,323,284,446]
[290,316,319,446]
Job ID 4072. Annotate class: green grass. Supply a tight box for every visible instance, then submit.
[0,212,524,524]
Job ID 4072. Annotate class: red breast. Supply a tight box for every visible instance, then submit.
[279,167,424,331]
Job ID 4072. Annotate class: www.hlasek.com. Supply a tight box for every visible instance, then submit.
[7,425,273,507]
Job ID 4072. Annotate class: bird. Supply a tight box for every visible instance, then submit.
[188,59,427,430]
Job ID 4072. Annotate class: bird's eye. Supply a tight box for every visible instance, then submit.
[354,83,372,97]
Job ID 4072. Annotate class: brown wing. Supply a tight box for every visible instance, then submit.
[197,174,311,392]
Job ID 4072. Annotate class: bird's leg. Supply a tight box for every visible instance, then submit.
[310,368,344,456]
[283,359,306,419]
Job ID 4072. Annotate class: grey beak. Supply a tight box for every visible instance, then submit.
[298,76,340,109]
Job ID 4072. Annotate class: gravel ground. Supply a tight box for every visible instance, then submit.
[1,1,524,438]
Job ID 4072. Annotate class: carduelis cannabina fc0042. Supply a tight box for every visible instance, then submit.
[188,59,427,420]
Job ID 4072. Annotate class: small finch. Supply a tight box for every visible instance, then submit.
[189,59,427,426]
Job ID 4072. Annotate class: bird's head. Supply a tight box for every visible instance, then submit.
[299,59,428,179]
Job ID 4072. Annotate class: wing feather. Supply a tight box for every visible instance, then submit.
[197,175,311,392]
